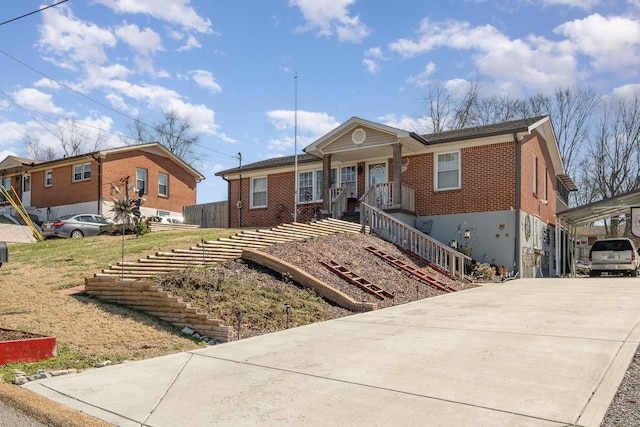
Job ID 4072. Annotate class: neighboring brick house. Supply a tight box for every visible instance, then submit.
[0,143,204,222]
[216,116,577,278]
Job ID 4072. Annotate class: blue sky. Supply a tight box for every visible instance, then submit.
[0,0,639,203]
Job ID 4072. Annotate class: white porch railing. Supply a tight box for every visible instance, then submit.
[329,187,348,219]
[360,203,470,279]
[360,182,415,212]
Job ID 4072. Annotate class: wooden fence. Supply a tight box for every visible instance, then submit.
[183,201,229,228]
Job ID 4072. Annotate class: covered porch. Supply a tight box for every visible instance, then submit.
[303,117,428,221]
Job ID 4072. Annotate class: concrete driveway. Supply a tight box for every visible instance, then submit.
[23,277,640,426]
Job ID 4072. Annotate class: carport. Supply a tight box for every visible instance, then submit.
[556,190,640,276]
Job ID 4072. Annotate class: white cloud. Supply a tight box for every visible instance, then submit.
[406,62,437,87]
[363,47,386,74]
[555,14,640,77]
[93,0,213,34]
[38,5,117,65]
[539,0,600,9]
[377,113,431,134]
[0,121,27,148]
[191,70,222,93]
[389,18,577,95]
[265,110,340,151]
[289,0,371,43]
[33,78,61,90]
[11,88,64,115]
[612,84,640,99]
[177,35,202,51]
[115,23,164,56]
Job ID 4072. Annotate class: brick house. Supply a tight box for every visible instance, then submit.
[0,143,204,222]
[216,116,577,278]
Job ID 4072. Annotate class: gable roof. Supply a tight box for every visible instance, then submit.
[216,153,319,176]
[0,156,43,171]
[421,116,549,144]
[217,116,571,185]
[0,143,205,181]
[304,116,428,157]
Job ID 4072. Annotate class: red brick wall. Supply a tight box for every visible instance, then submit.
[225,137,559,228]
[30,162,99,208]
[519,131,556,225]
[29,149,197,214]
[102,150,197,212]
[403,141,517,216]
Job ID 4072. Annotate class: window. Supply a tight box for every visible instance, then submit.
[45,170,52,187]
[158,172,169,197]
[298,171,313,203]
[532,155,538,195]
[315,168,336,201]
[251,177,267,208]
[73,163,91,182]
[341,166,357,198]
[23,175,30,192]
[136,168,148,194]
[0,178,9,202]
[543,165,547,201]
[435,152,460,190]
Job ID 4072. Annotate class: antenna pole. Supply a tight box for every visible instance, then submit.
[293,73,298,223]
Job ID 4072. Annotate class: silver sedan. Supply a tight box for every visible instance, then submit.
[41,214,112,238]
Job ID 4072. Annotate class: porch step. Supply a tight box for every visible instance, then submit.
[364,246,455,293]
[340,212,360,223]
[319,259,394,300]
[91,219,369,282]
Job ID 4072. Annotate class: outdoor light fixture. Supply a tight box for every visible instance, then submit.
[285,305,291,329]
[464,229,471,239]
[450,240,458,249]
[236,312,243,340]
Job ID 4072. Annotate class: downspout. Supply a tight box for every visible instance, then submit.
[514,132,521,276]
[97,157,102,215]
[238,174,242,228]
[222,176,231,228]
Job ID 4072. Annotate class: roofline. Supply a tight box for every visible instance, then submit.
[216,154,321,177]
[16,143,205,181]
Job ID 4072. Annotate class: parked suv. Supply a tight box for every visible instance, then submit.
[589,238,640,277]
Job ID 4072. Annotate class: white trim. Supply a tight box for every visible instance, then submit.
[44,169,52,187]
[533,155,538,195]
[158,172,169,197]
[250,176,268,208]
[72,162,91,182]
[434,150,461,191]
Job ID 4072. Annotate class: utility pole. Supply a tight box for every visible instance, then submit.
[238,152,242,228]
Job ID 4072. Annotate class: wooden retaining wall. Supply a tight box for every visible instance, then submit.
[242,249,377,312]
[84,277,234,343]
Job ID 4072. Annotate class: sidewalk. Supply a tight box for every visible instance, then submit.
[23,278,640,426]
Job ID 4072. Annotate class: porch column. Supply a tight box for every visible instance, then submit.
[323,154,332,213]
[392,143,402,208]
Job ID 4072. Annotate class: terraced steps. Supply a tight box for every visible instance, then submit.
[94,218,367,281]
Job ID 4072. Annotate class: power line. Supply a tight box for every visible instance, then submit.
[0,0,70,27]
[0,49,238,161]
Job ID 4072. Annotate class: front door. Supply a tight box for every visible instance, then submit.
[368,163,388,207]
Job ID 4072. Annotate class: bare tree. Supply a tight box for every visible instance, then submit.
[55,118,104,158]
[126,117,150,145]
[22,119,105,161]
[548,87,601,177]
[475,94,530,125]
[127,111,199,163]
[23,135,56,161]
[584,93,640,235]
